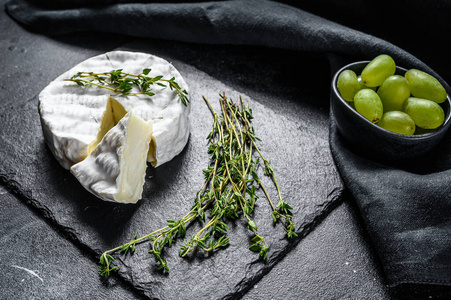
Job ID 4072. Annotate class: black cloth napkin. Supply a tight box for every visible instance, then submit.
[6,0,451,288]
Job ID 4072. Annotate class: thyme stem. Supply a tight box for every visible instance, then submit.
[98,94,296,276]
[65,68,189,106]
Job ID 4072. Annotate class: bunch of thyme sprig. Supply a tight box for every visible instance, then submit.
[98,93,296,276]
[65,68,189,106]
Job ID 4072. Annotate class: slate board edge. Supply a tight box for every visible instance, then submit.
[0,175,153,299]
[226,187,344,300]
[0,169,344,299]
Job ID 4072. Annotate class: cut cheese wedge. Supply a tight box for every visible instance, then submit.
[70,112,152,204]
[39,51,190,170]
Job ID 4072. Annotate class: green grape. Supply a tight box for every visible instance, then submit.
[358,75,377,91]
[360,54,396,87]
[354,89,384,123]
[404,69,447,103]
[377,75,410,112]
[403,97,445,129]
[377,111,415,135]
[337,70,361,101]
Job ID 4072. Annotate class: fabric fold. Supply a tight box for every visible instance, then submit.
[3,0,435,75]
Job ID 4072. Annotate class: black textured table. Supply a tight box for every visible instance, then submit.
[0,2,449,299]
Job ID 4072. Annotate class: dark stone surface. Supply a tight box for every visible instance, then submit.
[0,182,392,300]
[1,2,343,299]
[0,186,143,300]
[243,197,391,300]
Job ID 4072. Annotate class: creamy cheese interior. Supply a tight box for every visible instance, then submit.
[87,97,127,157]
[115,113,153,203]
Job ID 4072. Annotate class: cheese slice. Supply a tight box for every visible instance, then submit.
[39,50,190,170]
[70,112,152,203]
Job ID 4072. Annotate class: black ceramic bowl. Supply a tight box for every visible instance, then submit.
[331,61,451,161]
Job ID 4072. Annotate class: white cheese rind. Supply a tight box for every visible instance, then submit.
[70,112,152,204]
[39,50,190,169]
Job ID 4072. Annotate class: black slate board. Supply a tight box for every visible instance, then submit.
[0,38,344,299]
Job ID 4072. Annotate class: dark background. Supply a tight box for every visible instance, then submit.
[2,0,451,299]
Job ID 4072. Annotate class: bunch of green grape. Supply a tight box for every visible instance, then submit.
[337,54,447,135]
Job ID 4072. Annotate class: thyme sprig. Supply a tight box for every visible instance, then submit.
[65,68,189,106]
[98,94,296,276]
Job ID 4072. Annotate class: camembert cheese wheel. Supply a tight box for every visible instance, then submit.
[38,50,190,169]
[39,51,190,203]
